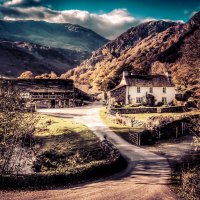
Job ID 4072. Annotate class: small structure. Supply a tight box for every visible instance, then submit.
[0,78,87,108]
[108,71,175,106]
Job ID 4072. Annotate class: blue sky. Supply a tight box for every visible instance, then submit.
[0,0,199,39]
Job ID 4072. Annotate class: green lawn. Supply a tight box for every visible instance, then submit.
[33,115,106,173]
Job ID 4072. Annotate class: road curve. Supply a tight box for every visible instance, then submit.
[0,103,181,200]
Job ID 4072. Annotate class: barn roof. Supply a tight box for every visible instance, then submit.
[0,78,74,92]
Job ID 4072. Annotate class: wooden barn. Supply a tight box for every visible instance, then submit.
[0,78,90,108]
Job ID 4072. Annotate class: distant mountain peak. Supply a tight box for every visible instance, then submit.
[189,11,200,25]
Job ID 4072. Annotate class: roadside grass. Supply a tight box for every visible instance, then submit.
[33,115,107,173]
[170,150,200,200]
[99,107,144,141]
[122,110,200,122]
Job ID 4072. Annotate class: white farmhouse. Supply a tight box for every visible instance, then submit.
[108,71,175,106]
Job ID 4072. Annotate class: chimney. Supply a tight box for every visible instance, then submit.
[165,71,172,83]
[123,71,129,79]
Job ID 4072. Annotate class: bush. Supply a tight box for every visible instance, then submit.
[157,102,164,107]
[181,168,200,199]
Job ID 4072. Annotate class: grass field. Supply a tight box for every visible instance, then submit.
[33,115,107,173]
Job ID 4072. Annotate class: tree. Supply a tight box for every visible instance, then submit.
[18,71,34,79]
[35,72,58,79]
[0,84,37,175]
[50,71,58,79]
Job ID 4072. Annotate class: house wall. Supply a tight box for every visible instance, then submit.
[109,86,126,105]
[126,86,175,105]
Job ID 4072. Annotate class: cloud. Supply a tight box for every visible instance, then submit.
[0,4,182,39]
[3,0,42,7]
[0,6,140,39]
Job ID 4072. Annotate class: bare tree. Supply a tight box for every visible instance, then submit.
[0,83,37,175]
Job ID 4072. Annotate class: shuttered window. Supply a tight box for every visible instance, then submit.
[136,97,143,103]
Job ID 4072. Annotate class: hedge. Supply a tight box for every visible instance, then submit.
[0,142,127,190]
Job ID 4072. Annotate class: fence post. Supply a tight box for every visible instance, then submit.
[176,126,178,138]
[138,133,141,146]
[158,128,161,139]
[182,122,185,135]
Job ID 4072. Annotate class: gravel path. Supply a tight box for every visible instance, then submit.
[0,103,183,200]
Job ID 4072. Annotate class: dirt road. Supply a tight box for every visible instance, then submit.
[0,103,182,200]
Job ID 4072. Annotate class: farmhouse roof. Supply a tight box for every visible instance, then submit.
[110,84,126,92]
[124,74,174,87]
[109,73,174,92]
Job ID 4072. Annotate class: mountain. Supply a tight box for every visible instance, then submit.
[0,20,109,77]
[62,13,200,100]
[0,20,108,51]
[62,20,177,88]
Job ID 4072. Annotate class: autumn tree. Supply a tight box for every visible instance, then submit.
[50,71,58,79]
[18,71,34,79]
[35,72,58,79]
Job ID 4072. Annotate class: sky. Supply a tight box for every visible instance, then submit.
[0,0,199,39]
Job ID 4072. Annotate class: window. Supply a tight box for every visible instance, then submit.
[162,97,167,105]
[137,87,141,93]
[136,97,143,103]
[20,92,30,98]
[149,87,153,93]
[163,87,166,93]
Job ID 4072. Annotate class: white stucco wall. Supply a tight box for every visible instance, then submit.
[126,86,175,105]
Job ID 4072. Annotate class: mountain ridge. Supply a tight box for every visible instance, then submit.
[62,20,178,87]
[62,13,200,101]
[0,20,109,51]
[0,20,109,77]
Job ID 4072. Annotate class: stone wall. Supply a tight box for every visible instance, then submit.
[158,106,186,113]
[109,107,157,115]
[109,106,186,115]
